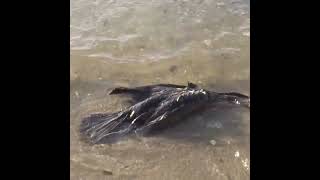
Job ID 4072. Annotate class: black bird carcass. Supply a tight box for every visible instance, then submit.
[80,82,250,144]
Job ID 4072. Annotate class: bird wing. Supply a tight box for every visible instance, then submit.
[108,83,193,104]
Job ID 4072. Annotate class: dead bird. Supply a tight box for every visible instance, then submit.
[80,82,250,144]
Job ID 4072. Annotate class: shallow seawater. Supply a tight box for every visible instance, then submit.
[70,0,250,179]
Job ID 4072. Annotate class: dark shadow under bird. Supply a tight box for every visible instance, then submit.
[80,82,250,144]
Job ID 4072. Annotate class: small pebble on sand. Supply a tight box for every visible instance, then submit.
[235,151,240,158]
[74,91,79,97]
[203,39,212,47]
[210,139,217,146]
[241,158,250,170]
[102,170,113,175]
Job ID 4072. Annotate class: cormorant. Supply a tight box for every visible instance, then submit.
[80,82,250,144]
